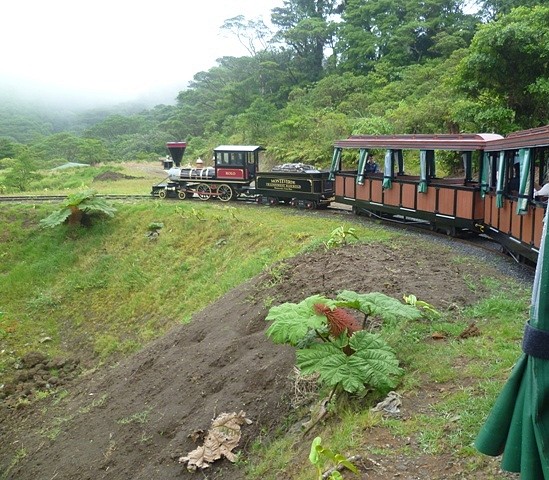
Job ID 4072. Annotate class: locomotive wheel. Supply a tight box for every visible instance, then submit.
[158,189,167,199]
[217,184,234,202]
[177,190,187,200]
[196,183,211,200]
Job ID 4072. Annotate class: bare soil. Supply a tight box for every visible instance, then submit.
[0,238,529,479]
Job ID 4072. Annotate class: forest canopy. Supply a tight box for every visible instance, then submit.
[1,0,548,192]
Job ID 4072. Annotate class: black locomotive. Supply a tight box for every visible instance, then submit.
[152,142,334,209]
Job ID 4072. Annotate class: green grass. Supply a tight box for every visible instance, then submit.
[0,166,533,478]
[0,200,393,376]
[0,161,165,195]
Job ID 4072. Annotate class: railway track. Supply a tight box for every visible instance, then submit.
[0,193,535,273]
[0,194,153,203]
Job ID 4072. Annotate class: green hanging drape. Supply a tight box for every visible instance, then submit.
[463,152,472,183]
[382,150,393,189]
[496,152,505,208]
[475,207,549,479]
[328,147,342,181]
[517,149,532,215]
[419,150,428,193]
[480,152,490,199]
[356,149,368,185]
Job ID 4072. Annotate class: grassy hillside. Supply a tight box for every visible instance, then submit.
[0,200,394,376]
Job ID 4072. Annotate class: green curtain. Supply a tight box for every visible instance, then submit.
[475,207,549,479]
[463,152,472,182]
[356,149,368,185]
[517,149,532,215]
[328,147,342,181]
[419,150,428,193]
[382,150,393,189]
[480,152,490,199]
[496,152,505,208]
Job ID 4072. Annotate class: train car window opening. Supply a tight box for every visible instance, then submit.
[462,151,473,182]
[489,152,498,191]
[396,149,404,176]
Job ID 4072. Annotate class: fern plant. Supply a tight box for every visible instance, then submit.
[265,290,421,395]
[40,189,116,228]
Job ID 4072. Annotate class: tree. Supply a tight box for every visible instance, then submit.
[0,137,18,160]
[475,0,548,21]
[271,0,340,83]
[221,15,272,56]
[227,98,279,144]
[30,133,110,166]
[337,0,478,73]
[0,148,41,192]
[456,5,549,130]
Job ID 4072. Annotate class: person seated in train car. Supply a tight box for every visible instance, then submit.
[365,155,378,174]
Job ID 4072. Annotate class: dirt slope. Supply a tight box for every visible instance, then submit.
[0,239,528,479]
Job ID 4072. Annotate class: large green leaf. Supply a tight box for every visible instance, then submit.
[39,208,72,228]
[337,290,422,322]
[79,197,117,217]
[297,342,369,393]
[297,331,402,393]
[350,331,403,390]
[63,189,98,207]
[265,295,338,346]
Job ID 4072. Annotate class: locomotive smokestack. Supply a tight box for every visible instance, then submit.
[166,142,187,167]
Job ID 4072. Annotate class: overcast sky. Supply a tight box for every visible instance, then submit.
[1,0,282,105]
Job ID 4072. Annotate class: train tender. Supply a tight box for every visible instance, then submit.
[329,126,549,263]
[152,142,334,209]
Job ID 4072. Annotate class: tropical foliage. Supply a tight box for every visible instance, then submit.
[0,0,547,170]
[39,189,117,228]
[265,291,423,394]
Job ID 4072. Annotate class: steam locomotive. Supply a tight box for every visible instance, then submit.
[152,125,549,264]
[151,142,334,209]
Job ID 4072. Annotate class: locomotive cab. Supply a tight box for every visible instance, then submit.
[214,145,264,182]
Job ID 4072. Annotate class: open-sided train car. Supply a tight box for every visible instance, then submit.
[152,143,334,209]
[329,128,549,263]
[328,133,503,233]
[480,126,549,262]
